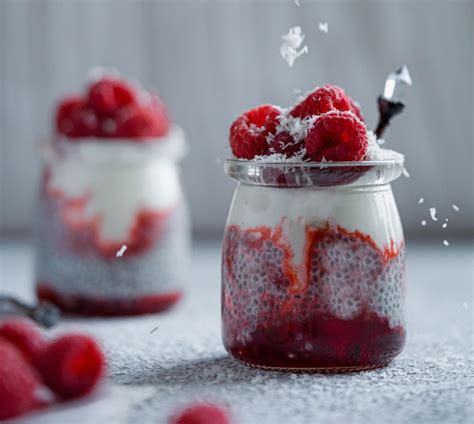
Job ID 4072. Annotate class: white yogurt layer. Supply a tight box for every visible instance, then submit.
[44,126,186,243]
[227,184,404,264]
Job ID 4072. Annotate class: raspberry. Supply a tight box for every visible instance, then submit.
[0,339,41,420]
[56,97,99,138]
[305,111,368,162]
[170,403,231,424]
[291,85,363,121]
[0,318,47,367]
[229,105,280,159]
[87,78,137,115]
[115,99,170,138]
[269,132,304,157]
[39,334,105,399]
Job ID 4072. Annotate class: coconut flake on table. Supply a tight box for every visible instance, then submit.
[280,26,308,67]
[318,22,329,33]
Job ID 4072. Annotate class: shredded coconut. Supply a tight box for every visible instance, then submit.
[280,26,308,67]
[365,131,404,161]
[421,220,427,226]
[275,114,317,143]
[318,22,329,33]
[443,240,450,247]
[452,204,460,212]
[254,150,308,163]
[442,222,447,229]
[429,207,438,221]
[116,244,128,258]
[402,168,410,178]
[102,118,117,134]
[418,197,424,204]
[294,0,300,6]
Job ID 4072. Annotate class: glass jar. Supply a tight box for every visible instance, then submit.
[222,158,407,371]
[35,127,190,316]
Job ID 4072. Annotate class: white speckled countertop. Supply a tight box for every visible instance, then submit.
[0,238,473,424]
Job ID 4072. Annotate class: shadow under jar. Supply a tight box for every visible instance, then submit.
[222,158,407,372]
[35,127,190,316]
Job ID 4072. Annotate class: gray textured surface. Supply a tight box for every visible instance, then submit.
[0,238,473,424]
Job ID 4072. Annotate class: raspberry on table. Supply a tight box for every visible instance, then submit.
[0,318,47,367]
[0,339,42,420]
[230,105,281,159]
[170,403,231,424]
[39,333,105,399]
[87,77,137,116]
[291,84,363,121]
[305,111,368,162]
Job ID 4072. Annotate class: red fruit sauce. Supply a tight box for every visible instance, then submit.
[37,285,182,317]
[222,224,406,371]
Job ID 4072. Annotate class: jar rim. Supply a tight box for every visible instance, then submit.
[41,125,187,164]
[225,156,405,188]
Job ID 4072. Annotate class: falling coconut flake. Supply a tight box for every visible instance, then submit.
[418,197,424,204]
[452,204,460,212]
[294,0,300,6]
[402,168,410,178]
[443,240,450,247]
[462,302,468,310]
[293,88,302,94]
[442,222,447,229]
[421,220,427,226]
[280,26,308,67]
[116,244,128,257]
[318,22,329,33]
[429,207,438,221]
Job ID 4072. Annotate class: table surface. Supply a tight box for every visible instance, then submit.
[0,238,473,424]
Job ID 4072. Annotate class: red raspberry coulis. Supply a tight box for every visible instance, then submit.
[222,223,406,370]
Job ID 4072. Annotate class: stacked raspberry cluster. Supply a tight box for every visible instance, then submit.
[56,75,170,139]
[0,319,105,420]
[229,85,369,162]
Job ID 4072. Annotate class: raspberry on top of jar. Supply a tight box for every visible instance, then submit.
[229,84,400,163]
[223,84,406,371]
[56,70,170,140]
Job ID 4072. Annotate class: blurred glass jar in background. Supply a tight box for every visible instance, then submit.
[35,75,190,316]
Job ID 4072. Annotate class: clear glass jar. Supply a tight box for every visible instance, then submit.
[222,158,407,371]
[35,127,190,316]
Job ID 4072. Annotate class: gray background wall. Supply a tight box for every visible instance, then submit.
[0,0,473,239]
